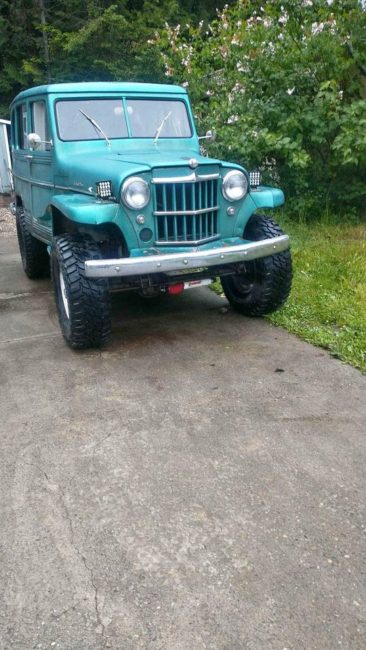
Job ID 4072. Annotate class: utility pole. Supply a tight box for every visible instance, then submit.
[39,0,51,83]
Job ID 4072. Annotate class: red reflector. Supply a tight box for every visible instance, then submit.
[167,282,185,295]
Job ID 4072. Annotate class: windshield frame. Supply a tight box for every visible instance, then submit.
[54,96,194,143]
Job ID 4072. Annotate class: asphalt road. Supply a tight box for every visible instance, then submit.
[1,233,365,650]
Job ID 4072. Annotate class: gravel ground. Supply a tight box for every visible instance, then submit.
[0,206,16,236]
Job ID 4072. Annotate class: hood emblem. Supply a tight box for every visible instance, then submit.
[189,158,198,169]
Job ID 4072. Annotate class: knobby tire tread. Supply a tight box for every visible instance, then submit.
[221,213,292,316]
[51,234,111,349]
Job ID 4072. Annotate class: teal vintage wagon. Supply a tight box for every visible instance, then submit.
[10,82,291,348]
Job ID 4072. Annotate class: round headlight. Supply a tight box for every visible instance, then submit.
[121,177,150,210]
[222,170,248,202]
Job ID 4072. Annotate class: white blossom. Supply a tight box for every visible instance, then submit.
[287,87,295,95]
[311,22,325,34]
[279,12,288,25]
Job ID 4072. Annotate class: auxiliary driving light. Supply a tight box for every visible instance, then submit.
[96,180,112,198]
[249,171,261,188]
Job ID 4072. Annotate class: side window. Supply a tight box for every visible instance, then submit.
[16,104,28,149]
[32,101,50,151]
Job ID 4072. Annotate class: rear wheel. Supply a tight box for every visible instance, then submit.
[51,234,111,349]
[16,207,49,278]
[221,213,292,316]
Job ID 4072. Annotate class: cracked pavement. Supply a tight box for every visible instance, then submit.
[0,233,366,649]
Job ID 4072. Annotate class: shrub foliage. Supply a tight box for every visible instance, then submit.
[157,0,366,216]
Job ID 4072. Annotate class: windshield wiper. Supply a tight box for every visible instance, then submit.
[153,111,172,145]
[79,109,111,147]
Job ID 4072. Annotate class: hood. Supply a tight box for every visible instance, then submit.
[108,149,222,171]
[57,145,227,196]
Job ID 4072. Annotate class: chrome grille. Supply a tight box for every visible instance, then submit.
[153,175,220,245]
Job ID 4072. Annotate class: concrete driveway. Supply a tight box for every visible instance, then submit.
[0,233,365,650]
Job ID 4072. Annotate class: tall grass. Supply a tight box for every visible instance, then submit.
[211,214,366,373]
[269,215,366,373]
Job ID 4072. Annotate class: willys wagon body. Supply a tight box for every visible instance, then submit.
[10,82,291,348]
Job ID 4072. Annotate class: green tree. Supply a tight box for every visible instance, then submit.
[0,0,231,115]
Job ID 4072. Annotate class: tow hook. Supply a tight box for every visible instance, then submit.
[167,278,212,295]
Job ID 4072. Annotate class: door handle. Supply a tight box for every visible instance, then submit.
[25,154,33,160]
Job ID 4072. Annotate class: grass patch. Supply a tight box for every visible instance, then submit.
[212,216,366,373]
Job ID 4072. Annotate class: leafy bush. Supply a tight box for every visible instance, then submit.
[156,0,366,217]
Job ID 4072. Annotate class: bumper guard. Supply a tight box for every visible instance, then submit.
[84,235,290,279]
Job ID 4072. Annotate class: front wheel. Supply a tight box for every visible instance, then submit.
[221,213,292,316]
[51,235,111,349]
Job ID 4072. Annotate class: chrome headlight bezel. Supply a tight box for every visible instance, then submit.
[121,176,150,210]
[222,170,248,202]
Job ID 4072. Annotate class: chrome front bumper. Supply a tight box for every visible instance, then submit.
[84,235,290,279]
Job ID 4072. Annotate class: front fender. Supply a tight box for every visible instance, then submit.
[248,187,284,210]
[50,194,139,247]
[232,187,285,238]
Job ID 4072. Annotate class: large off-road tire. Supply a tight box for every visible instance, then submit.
[51,234,111,349]
[221,213,292,316]
[15,208,50,279]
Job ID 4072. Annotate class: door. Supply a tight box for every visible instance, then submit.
[12,103,32,222]
[29,99,53,243]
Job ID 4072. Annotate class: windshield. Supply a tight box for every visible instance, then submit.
[56,98,192,141]
[56,99,128,141]
[126,99,191,138]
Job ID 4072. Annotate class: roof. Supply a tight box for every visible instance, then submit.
[11,82,187,104]
[0,119,11,125]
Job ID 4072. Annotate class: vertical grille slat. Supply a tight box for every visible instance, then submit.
[154,175,219,244]
[182,185,187,241]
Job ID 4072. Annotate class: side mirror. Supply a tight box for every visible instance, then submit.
[205,129,216,143]
[27,133,42,149]
[198,129,216,143]
[27,133,53,150]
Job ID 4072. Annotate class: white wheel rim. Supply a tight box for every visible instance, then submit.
[59,269,70,319]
